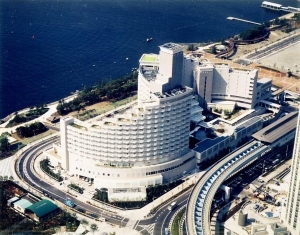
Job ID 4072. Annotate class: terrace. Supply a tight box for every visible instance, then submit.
[153,86,191,99]
[70,123,87,131]
[140,65,158,82]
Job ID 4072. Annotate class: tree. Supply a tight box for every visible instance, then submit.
[90,224,98,234]
[81,219,89,230]
[0,132,10,138]
[274,17,280,25]
[221,38,225,45]
[211,45,217,54]
[0,136,10,153]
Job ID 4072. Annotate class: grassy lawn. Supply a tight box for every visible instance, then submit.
[142,56,156,62]
[11,129,57,145]
[171,207,186,235]
[5,108,49,128]
[69,94,137,121]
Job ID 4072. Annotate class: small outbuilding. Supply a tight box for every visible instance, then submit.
[7,197,19,206]
[25,199,60,223]
[13,199,33,214]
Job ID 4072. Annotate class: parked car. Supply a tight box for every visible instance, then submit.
[253,204,259,210]
[89,214,98,218]
[64,200,75,208]
[77,208,85,213]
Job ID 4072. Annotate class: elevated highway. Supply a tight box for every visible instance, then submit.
[186,140,270,235]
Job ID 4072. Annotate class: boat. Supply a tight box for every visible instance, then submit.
[146,38,153,42]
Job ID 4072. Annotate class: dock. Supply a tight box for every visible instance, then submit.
[227,17,262,25]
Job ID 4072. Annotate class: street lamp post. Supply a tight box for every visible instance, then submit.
[262,160,266,174]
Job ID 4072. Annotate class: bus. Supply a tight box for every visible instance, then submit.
[168,201,177,211]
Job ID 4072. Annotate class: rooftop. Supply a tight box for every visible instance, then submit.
[252,112,298,144]
[160,42,183,51]
[140,54,158,63]
[25,199,59,218]
[193,136,227,153]
[14,199,33,210]
[235,116,262,133]
[140,66,158,82]
[262,1,282,8]
[153,86,191,99]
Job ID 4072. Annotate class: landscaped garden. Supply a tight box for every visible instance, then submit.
[68,183,83,194]
[5,105,48,128]
[171,207,186,235]
[40,159,63,182]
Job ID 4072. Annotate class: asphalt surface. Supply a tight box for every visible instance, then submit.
[246,34,300,61]
[16,135,195,234]
[134,190,190,235]
[17,136,128,226]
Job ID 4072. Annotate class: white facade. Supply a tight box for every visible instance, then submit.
[183,60,272,110]
[48,43,197,194]
[284,109,300,235]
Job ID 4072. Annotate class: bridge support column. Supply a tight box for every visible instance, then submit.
[220,185,231,202]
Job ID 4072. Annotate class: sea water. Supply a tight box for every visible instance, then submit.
[0,0,298,118]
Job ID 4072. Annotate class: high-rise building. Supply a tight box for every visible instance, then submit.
[182,56,272,110]
[45,43,200,200]
[284,109,300,234]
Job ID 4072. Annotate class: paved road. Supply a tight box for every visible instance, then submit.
[135,190,190,235]
[246,33,300,61]
[15,135,195,234]
[17,136,128,226]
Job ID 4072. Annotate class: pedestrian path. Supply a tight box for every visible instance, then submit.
[0,155,16,178]
[125,218,137,228]
[138,223,155,235]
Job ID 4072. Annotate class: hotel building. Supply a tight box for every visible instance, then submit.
[46,43,199,199]
[183,55,271,110]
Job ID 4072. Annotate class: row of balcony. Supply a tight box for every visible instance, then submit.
[67,128,187,141]
[67,135,188,146]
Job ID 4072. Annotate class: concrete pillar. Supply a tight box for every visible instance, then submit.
[60,117,74,171]
[220,185,231,202]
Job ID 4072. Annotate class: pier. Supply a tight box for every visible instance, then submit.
[227,17,262,25]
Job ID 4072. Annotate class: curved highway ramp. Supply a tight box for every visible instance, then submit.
[186,140,270,235]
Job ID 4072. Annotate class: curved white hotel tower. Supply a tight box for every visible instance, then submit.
[50,43,197,193]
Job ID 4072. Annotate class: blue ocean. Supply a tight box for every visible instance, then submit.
[0,0,299,118]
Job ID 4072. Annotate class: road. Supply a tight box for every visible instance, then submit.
[17,136,128,226]
[134,190,190,235]
[246,33,300,61]
[16,135,193,234]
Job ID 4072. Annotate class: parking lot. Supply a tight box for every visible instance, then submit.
[260,41,300,74]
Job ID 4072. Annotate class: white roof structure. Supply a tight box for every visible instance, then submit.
[262,1,282,8]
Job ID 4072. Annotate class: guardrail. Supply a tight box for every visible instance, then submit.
[186,140,270,235]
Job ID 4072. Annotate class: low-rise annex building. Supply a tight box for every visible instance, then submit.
[25,199,60,223]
